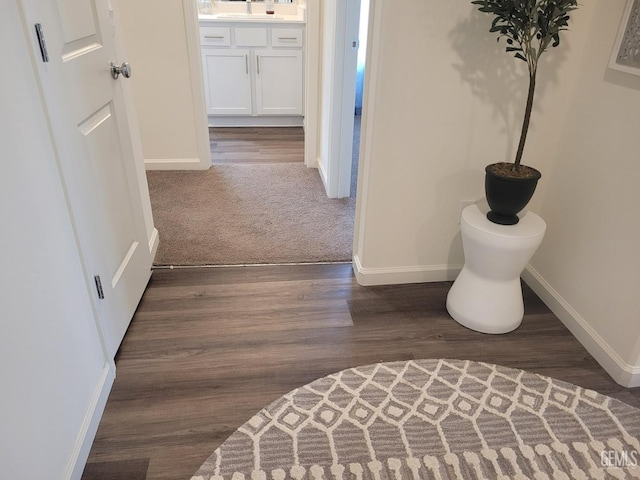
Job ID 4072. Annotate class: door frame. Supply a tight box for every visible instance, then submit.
[182,0,213,170]
[304,1,321,169]
[304,0,360,199]
[184,1,319,168]
[184,1,365,197]
[329,0,360,199]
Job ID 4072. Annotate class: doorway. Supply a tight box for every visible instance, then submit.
[144,1,367,266]
[351,0,370,197]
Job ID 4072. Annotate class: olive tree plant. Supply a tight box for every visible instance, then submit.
[471,0,578,171]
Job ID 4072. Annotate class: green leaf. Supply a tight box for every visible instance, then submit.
[470,0,577,68]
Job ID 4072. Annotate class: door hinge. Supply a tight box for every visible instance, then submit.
[94,275,105,300]
[34,23,49,63]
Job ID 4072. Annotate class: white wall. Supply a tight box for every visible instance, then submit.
[118,0,210,170]
[354,0,585,284]
[0,2,114,477]
[524,0,640,387]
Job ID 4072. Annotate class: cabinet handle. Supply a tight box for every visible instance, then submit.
[256,55,260,75]
[204,35,225,39]
[278,37,298,40]
[245,54,249,75]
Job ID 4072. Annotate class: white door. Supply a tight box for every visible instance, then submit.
[23,0,154,357]
[202,48,253,115]
[255,50,303,115]
[319,0,361,198]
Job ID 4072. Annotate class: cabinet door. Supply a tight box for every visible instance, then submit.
[202,48,252,115]
[254,50,303,115]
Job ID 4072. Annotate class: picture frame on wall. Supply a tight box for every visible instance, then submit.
[609,0,640,76]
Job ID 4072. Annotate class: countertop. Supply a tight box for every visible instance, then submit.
[198,4,305,24]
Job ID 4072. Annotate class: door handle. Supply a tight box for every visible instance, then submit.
[256,55,260,75]
[110,61,132,80]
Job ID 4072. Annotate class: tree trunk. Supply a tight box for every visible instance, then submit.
[514,72,537,170]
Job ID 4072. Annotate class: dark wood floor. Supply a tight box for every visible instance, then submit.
[82,264,640,480]
[210,127,305,164]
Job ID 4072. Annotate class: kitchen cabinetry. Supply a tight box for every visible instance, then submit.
[200,23,304,126]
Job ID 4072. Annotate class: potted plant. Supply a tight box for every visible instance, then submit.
[471,0,578,224]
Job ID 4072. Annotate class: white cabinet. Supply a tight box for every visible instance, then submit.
[199,22,304,126]
[202,49,252,115]
[255,50,303,115]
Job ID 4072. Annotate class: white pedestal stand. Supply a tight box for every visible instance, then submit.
[446,205,546,334]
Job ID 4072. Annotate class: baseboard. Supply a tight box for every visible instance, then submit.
[523,266,640,388]
[352,254,462,286]
[66,363,116,480]
[208,116,304,127]
[144,158,209,170]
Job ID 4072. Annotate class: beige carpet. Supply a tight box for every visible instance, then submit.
[147,164,356,266]
[191,359,640,480]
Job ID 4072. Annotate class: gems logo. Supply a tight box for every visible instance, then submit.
[601,450,639,468]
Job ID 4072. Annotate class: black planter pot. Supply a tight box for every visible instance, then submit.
[485,163,541,225]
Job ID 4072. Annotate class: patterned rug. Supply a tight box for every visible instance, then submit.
[191,359,640,479]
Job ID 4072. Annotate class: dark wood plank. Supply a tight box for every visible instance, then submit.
[82,263,640,480]
[81,459,149,480]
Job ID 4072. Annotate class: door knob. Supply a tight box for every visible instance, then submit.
[110,61,132,79]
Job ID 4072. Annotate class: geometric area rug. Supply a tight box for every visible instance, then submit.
[191,359,640,479]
